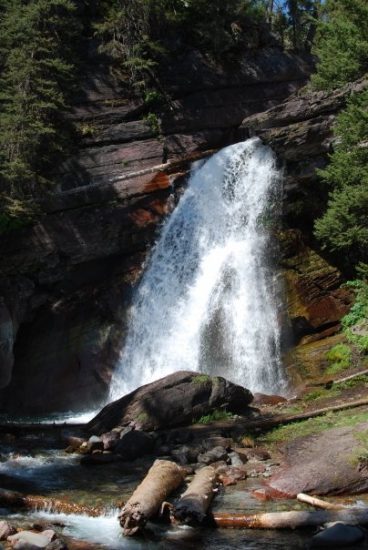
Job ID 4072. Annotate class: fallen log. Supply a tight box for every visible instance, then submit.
[0,488,104,516]
[172,466,218,525]
[242,397,368,434]
[119,459,184,536]
[328,368,368,387]
[297,492,345,511]
[212,509,368,529]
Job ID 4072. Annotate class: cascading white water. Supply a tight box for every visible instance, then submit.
[110,137,287,399]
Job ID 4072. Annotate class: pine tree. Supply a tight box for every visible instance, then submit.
[314,89,368,270]
[311,0,368,90]
[0,0,81,207]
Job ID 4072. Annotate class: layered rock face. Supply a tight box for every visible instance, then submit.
[1,46,363,414]
[0,46,314,414]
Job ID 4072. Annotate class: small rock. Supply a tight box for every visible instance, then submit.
[8,530,54,548]
[171,445,201,465]
[198,446,228,465]
[0,520,16,540]
[119,426,133,439]
[115,430,154,460]
[218,466,247,486]
[78,442,89,455]
[310,522,365,548]
[243,448,271,461]
[252,488,274,501]
[87,436,103,453]
[247,463,266,477]
[228,451,245,467]
[101,431,120,451]
[203,437,233,451]
[64,436,85,451]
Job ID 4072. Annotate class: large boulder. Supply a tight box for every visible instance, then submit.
[268,422,368,497]
[88,371,253,434]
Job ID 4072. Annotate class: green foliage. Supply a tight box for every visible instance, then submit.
[0,0,81,213]
[336,374,368,390]
[325,343,352,375]
[192,374,211,385]
[340,280,368,353]
[144,90,164,108]
[196,408,233,424]
[311,0,368,90]
[314,89,368,269]
[261,409,368,444]
[144,112,160,135]
[94,1,319,93]
[304,386,341,401]
[342,280,368,328]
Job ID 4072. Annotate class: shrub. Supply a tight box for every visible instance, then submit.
[325,343,352,375]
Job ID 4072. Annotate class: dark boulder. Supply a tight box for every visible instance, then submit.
[114,430,155,461]
[88,371,253,434]
[310,523,365,548]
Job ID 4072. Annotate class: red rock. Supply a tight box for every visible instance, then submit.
[268,423,368,497]
[129,208,159,228]
[218,466,247,486]
[252,486,290,501]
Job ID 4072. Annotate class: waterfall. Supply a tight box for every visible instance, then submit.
[110,137,286,400]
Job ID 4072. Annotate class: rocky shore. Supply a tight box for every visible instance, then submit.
[2,371,368,548]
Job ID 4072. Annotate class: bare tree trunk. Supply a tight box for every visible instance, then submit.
[297,493,345,511]
[119,459,184,536]
[212,509,368,529]
[173,466,218,525]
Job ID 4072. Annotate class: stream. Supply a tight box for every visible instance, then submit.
[0,425,314,549]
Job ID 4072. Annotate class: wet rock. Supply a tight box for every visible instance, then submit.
[268,422,368,497]
[114,430,155,460]
[203,437,233,451]
[310,522,365,548]
[88,371,253,433]
[231,448,249,463]
[228,452,244,468]
[247,463,267,477]
[217,466,247,486]
[64,436,85,451]
[198,446,228,465]
[243,448,271,461]
[87,435,103,453]
[8,530,55,548]
[0,520,16,540]
[171,445,200,465]
[101,431,120,451]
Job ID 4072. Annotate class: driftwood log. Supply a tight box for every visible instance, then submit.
[212,509,368,529]
[173,466,218,525]
[0,488,104,516]
[119,459,184,536]
[297,492,345,511]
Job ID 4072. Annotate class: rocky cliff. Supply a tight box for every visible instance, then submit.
[0,48,361,414]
